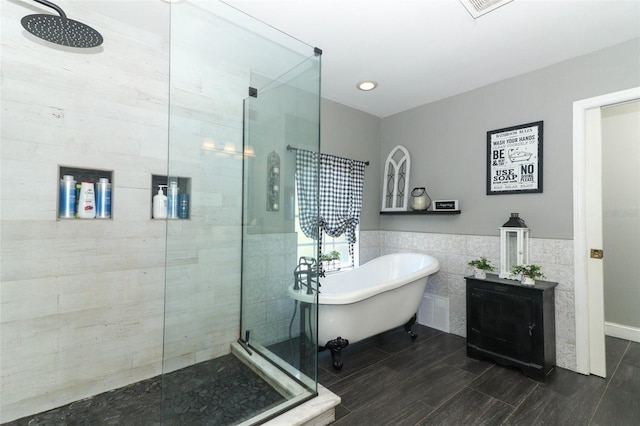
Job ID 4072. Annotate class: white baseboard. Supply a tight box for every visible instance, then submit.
[605,322,640,343]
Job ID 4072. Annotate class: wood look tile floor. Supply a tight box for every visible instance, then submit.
[319,325,639,426]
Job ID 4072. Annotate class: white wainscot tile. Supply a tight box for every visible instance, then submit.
[381,230,406,249]
[402,232,435,255]
[448,293,467,338]
[359,247,380,265]
[242,302,267,331]
[442,253,471,276]
[554,289,576,371]
[359,230,381,248]
[530,238,574,265]
[554,289,575,323]
[465,235,500,259]
[426,271,449,296]
[433,233,467,255]
[445,274,466,296]
[401,232,425,251]
[556,343,576,371]
[244,279,268,305]
[541,264,575,292]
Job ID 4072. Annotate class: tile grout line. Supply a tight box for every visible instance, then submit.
[321,329,448,414]
[461,364,527,425]
[500,382,540,425]
[587,341,630,425]
[330,335,448,424]
[412,380,469,425]
[413,361,501,425]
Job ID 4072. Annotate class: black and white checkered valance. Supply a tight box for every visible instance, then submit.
[296,149,320,240]
[296,148,366,248]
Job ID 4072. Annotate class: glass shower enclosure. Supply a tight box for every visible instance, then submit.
[164,1,320,424]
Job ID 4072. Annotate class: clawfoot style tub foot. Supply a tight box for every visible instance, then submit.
[322,337,349,370]
[404,313,418,340]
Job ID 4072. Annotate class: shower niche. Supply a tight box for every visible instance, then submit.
[151,174,191,220]
[58,166,113,220]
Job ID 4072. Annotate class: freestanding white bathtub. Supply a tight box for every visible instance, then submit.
[288,252,440,369]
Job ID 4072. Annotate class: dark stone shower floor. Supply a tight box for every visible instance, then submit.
[4,354,286,426]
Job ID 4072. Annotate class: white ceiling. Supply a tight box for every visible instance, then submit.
[223,0,640,117]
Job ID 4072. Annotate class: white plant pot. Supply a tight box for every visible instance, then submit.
[521,276,535,285]
[474,269,487,279]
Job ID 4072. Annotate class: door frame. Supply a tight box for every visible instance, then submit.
[573,86,640,376]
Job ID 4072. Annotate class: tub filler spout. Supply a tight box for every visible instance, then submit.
[293,256,318,296]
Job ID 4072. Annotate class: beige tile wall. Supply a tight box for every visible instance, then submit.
[0,1,251,422]
[0,2,172,422]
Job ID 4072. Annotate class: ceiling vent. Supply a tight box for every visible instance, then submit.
[459,0,514,18]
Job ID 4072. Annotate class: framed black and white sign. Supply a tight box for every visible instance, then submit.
[487,121,543,195]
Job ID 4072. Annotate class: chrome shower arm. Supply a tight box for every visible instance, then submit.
[32,0,66,18]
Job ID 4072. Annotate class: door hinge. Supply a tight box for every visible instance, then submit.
[590,249,604,259]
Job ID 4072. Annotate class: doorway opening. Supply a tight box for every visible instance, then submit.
[572,87,640,377]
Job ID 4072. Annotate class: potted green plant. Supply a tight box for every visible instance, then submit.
[468,256,494,279]
[329,250,341,271]
[320,253,331,271]
[511,264,545,285]
[321,251,341,272]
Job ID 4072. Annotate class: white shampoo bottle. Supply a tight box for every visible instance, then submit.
[153,185,167,219]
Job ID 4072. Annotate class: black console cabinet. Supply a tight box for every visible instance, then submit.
[465,274,557,381]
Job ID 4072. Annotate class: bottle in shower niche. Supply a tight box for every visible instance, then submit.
[178,192,189,219]
[167,181,179,219]
[59,175,76,219]
[95,178,111,219]
[77,182,96,219]
[152,185,167,219]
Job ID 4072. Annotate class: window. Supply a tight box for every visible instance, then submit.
[293,149,365,272]
[294,186,359,269]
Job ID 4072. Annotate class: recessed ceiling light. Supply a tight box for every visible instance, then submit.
[357,80,378,91]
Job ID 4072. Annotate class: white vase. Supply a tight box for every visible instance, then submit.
[521,276,535,285]
[474,269,487,279]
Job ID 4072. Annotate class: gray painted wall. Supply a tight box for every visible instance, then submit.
[378,38,640,239]
[321,98,382,231]
[602,101,640,329]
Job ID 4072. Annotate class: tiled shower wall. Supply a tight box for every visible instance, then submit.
[360,230,576,371]
[242,233,300,346]
[0,2,248,422]
[0,3,171,422]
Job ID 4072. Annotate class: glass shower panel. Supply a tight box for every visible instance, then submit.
[241,53,321,392]
[164,0,320,424]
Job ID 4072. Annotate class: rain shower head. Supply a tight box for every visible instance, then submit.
[21,0,103,48]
